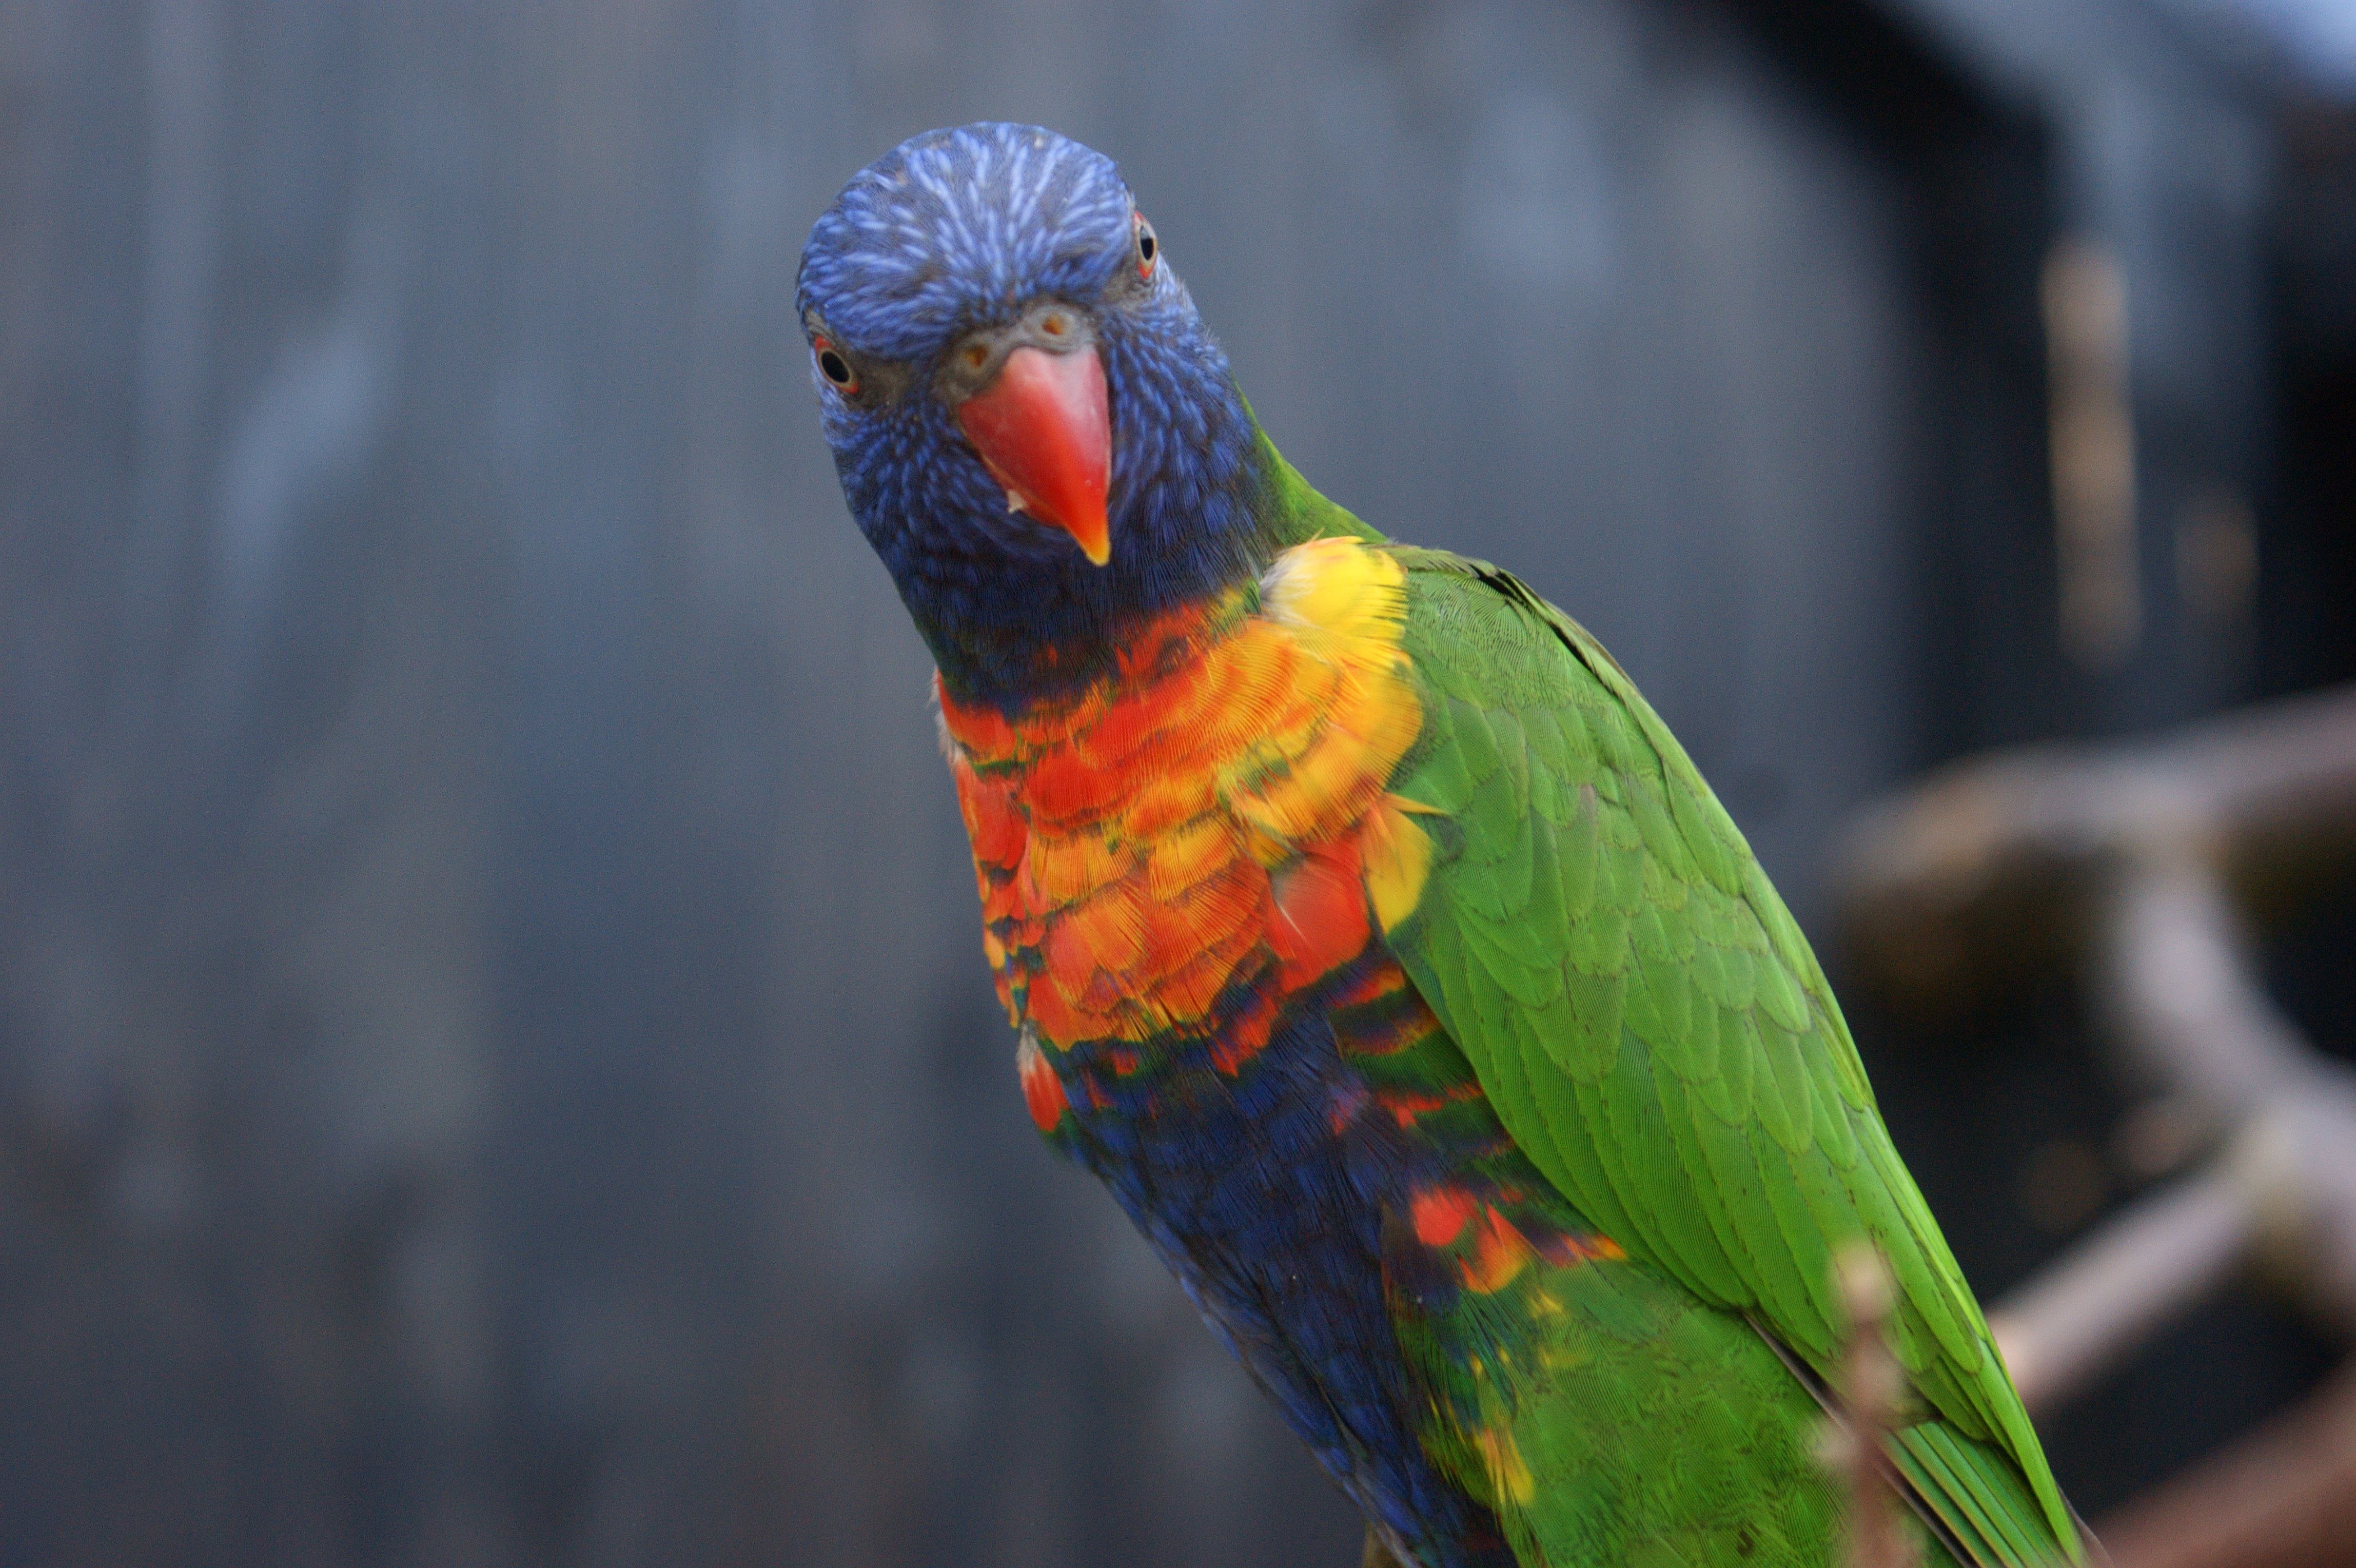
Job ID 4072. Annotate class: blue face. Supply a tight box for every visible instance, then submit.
[797,124,1267,702]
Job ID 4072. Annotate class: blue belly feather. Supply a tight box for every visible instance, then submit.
[1043,992,1517,1568]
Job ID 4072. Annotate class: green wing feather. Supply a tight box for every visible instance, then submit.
[1380,548,2076,1563]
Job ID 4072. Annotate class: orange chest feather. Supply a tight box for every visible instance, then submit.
[936,537,1435,1066]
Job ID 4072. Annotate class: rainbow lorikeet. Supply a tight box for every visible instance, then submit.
[799,124,2079,1568]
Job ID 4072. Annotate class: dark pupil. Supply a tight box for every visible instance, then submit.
[1140,231,1156,262]
[819,349,852,384]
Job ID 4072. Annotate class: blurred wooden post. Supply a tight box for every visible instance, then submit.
[1826,1244,1919,1568]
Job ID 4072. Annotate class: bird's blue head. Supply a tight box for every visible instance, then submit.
[798,124,1270,705]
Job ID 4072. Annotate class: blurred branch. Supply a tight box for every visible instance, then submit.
[1838,682,2356,1007]
[1988,1168,2250,1419]
[1837,683,2356,1414]
[2098,1359,2356,1568]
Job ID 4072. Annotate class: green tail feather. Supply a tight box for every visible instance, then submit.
[1893,1422,2068,1568]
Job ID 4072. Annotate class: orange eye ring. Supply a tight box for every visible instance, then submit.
[1133,213,1159,282]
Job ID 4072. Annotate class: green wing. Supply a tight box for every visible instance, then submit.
[1381,548,2076,1562]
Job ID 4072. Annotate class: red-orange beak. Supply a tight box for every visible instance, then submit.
[955,344,1112,566]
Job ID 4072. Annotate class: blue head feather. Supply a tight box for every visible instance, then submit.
[798,124,1273,705]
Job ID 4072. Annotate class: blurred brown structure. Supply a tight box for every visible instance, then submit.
[1839,680,2356,1565]
[2101,1359,2356,1568]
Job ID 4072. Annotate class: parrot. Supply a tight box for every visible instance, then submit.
[798,123,2080,1568]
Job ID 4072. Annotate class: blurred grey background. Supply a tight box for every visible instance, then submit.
[2,0,2351,1564]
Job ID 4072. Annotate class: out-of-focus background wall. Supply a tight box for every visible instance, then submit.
[1,1,2350,1564]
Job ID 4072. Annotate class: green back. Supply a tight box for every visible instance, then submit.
[1380,549,2076,1563]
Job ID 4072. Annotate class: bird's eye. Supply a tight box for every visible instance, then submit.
[813,335,860,395]
[1133,213,1159,281]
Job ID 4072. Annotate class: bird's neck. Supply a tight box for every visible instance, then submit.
[916,423,1381,714]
